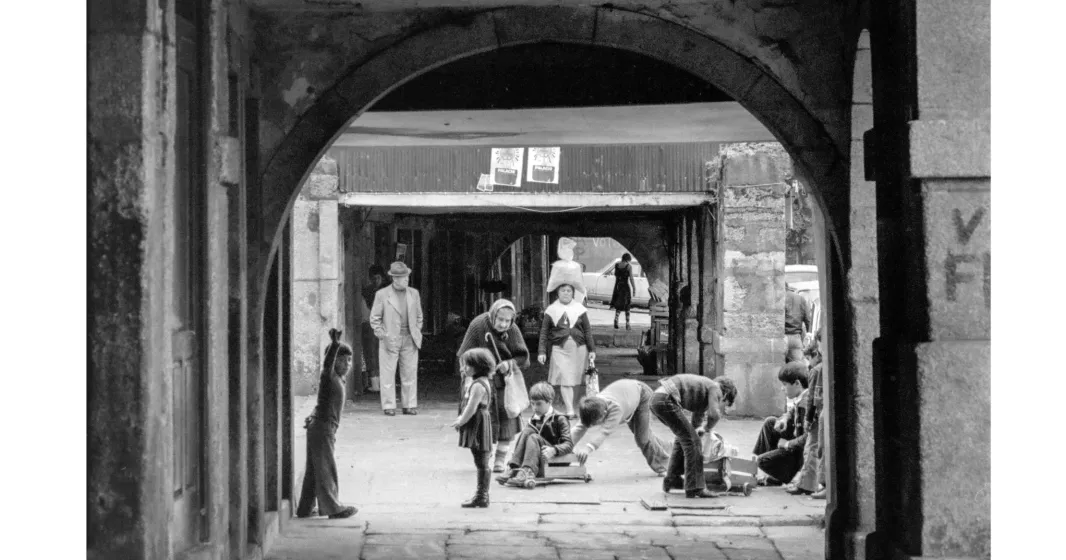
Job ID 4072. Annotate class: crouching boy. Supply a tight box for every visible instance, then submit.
[499,382,574,487]
[753,362,809,486]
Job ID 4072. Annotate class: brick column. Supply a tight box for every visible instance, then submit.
[867,1,990,557]
[714,143,790,418]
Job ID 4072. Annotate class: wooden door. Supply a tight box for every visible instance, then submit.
[172,2,207,550]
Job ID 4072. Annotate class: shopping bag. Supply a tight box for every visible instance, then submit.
[701,430,739,466]
[504,368,530,418]
[584,365,600,397]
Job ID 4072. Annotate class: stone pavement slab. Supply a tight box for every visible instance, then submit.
[270,401,821,560]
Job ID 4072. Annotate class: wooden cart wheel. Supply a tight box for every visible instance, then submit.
[524,479,537,489]
[584,474,592,483]
[742,483,752,496]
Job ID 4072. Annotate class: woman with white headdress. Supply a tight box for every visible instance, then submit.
[537,238,596,419]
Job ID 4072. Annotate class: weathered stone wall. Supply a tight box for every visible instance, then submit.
[712,143,792,418]
[291,155,342,396]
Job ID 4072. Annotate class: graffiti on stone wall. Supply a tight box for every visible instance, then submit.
[944,207,990,309]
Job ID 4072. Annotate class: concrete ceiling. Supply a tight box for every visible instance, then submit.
[334,102,774,147]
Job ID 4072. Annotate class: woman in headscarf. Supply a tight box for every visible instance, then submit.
[456,299,531,473]
[610,252,637,330]
[295,329,358,519]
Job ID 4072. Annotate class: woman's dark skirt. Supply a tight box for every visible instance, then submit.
[611,283,633,311]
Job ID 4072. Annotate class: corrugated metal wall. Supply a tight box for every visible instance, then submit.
[333,143,719,193]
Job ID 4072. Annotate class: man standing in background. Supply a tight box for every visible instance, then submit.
[369,262,424,416]
[784,284,812,356]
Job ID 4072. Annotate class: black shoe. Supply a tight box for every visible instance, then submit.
[663,476,684,493]
[296,508,319,519]
[461,494,489,508]
[403,408,418,415]
[384,409,396,416]
[328,506,358,519]
[685,488,721,499]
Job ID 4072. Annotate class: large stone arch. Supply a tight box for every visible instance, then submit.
[253,6,857,553]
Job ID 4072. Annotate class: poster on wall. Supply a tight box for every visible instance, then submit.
[526,147,560,184]
[490,147,524,187]
[476,173,494,192]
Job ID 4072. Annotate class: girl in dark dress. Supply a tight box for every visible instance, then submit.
[611,253,637,330]
[451,348,498,508]
[296,329,359,519]
[455,299,530,472]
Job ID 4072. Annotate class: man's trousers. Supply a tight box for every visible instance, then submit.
[379,333,418,410]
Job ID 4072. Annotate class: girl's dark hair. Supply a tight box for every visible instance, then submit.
[578,397,608,427]
[621,253,632,261]
[461,348,496,379]
[777,362,809,388]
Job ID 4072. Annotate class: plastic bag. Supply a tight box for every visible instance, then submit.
[584,365,600,397]
[504,368,530,418]
[701,431,739,466]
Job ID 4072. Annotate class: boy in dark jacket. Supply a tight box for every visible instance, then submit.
[501,382,574,487]
[754,362,810,486]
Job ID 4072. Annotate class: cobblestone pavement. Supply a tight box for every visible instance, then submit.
[269,400,825,560]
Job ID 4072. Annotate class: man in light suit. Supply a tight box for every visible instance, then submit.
[369,261,424,416]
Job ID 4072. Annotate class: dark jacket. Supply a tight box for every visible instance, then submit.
[537,312,596,356]
[784,291,811,335]
[523,409,574,457]
[805,364,824,426]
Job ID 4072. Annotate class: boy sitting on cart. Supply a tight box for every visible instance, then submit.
[499,382,575,487]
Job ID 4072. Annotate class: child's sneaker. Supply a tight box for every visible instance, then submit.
[506,467,536,487]
[496,468,518,485]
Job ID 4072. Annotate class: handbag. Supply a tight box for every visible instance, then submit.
[486,333,530,418]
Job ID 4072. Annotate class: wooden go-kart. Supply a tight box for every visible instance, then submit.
[703,455,758,496]
[497,453,593,489]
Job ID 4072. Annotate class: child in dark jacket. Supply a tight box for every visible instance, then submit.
[451,348,498,508]
[500,382,574,487]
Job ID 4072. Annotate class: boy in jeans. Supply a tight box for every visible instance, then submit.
[788,329,826,496]
[499,382,574,487]
[753,362,809,486]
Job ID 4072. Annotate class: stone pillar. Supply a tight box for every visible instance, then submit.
[88,1,173,557]
[830,29,879,559]
[291,155,341,396]
[683,213,701,373]
[697,205,717,377]
[714,143,790,418]
[867,1,990,557]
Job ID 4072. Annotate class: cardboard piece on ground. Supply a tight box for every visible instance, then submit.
[641,497,668,511]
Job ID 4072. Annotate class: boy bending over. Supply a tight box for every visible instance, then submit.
[573,379,672,474]
[499,382,574,487]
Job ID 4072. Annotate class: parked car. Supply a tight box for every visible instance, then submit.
[581,258,652,308]
[785,264,821,336]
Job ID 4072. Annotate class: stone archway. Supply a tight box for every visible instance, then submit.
[255,5,857,555]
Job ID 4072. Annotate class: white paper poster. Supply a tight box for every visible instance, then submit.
[490,148,524,187]
[526,147,560,184]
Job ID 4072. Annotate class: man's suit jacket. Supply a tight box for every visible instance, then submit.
[369,286,424,350]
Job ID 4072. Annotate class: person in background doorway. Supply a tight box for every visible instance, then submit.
[456,299,531,473]
[784,284,812,358]
[753,362,809,487]
[369,261,423,416]
[611,253,637,330]
[571,378,671,475]
[538,273,595,419]
[451,348,498,508]
[652,374,738,499]
[296,329,359,520]
[360,264,387,393]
